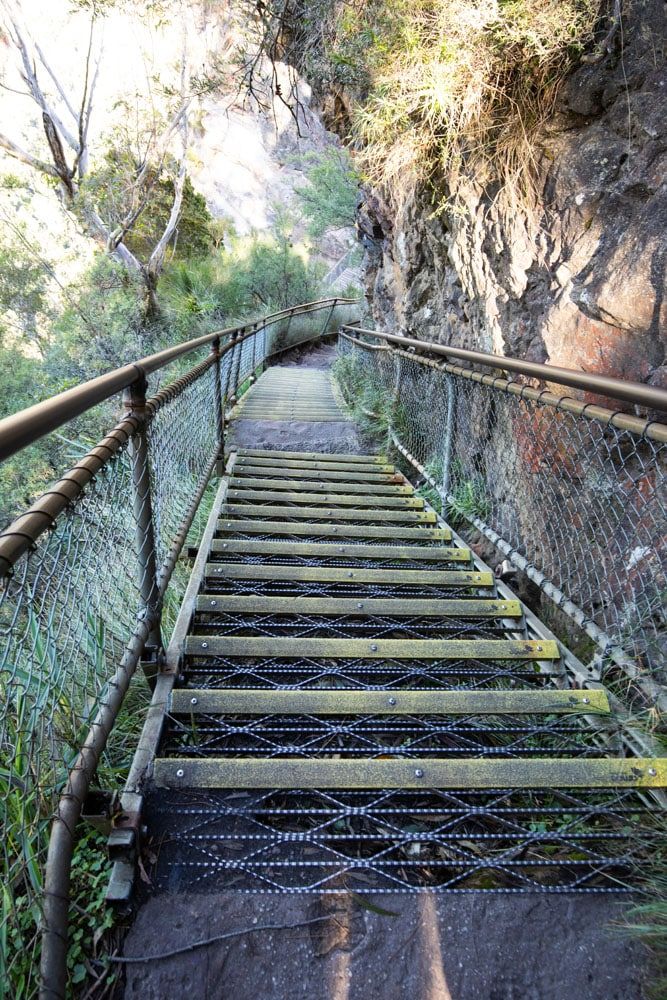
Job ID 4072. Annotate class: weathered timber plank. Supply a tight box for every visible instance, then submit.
[234,458,395,473]
[228,478,413,495]
[154,757,667,789]
[171,688,607,715]
[225,490,425,508]
[210,539,470,561]
[216,519,449,540]
[221,505,437,523]
[234,450,387,463]
[185,636,555,659]
[203,563,493,586]
[195,595,522,617]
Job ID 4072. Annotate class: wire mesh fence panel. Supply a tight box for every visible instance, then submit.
[0,360,221,992]
[148,365,219,573]
[336,335,667,679]
[0,298,356,995]
[0,443,143,985]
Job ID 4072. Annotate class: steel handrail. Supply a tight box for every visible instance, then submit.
[343,325,667,413]
[0,298,358,462]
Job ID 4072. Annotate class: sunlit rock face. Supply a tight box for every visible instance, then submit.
[362,0,666,386]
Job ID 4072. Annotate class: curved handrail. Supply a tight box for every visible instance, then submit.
[0,298,358,463]
[343,325,667,413]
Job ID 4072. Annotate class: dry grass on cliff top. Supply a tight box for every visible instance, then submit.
[345,0,602,210]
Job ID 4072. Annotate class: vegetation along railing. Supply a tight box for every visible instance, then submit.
[0,298,357,999]
[336,327,667,705]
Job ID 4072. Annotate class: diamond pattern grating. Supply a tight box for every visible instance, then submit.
[145,432,662,894]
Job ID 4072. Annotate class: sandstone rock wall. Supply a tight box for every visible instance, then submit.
[361,0,666,393]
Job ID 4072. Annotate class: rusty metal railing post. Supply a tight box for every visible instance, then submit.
[249,327,257,383]
[319,297,338,338]
[211,336,225,475]
[441,374,456,501]
[123,373,162,681]
[228,331,243,405]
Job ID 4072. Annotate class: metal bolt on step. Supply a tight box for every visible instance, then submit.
[414,769,424,778]
[210,600,217,607]
[583,698,590,704]
[388,697,396,706]
[190,697,198,706]
[201,642,208,649]
[370,644,378,651]
[176,769,184,778]
[648,768,657,776]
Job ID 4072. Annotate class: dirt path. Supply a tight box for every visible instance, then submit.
[122,892,644,999]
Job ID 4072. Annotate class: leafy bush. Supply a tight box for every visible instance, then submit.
[160,216,325,334]
[46,255,148,383]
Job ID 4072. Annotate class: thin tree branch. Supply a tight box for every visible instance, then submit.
[147,25,190,279]
[111,914,343,964]
[4,9,80,153]
[72,12,98,179]
[0,132,61,177]
[34,40,79,123]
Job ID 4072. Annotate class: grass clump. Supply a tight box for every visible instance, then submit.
[312,0,602,208]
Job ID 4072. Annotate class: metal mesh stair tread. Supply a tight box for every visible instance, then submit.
[148,444,666,894]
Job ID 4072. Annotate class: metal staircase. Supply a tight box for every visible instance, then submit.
[133,368,663,895]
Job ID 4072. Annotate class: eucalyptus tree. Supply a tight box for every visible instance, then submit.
[0,0,207,316]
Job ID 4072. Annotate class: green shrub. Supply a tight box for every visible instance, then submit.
[160,217,325,334]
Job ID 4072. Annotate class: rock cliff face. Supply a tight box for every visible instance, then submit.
[361,0,666,391]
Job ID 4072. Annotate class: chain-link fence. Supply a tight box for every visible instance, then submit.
[0,298,354,998]
[335,332,667,691]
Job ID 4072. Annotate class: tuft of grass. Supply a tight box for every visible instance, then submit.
[622,872,667,998]
[322,0,602,211]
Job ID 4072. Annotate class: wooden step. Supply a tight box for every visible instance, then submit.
[234,449,387,463]
[154,757,667,790]
[222,504,437,523]
[204,564,494,587]
[228,477,413,495]
[226,490,425,508]
[210,539,471,561]
[216,518,450,540]
[232,466,401,483]
[171,688,609,715]
[185,636,557,659]
[233,458,395,474]
[195,595,522,617]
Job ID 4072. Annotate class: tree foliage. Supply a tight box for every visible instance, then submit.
[296,146,359,238]
[86,153,215,263]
